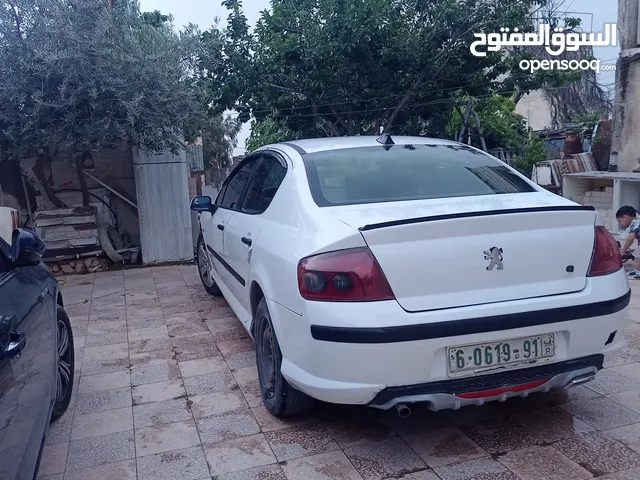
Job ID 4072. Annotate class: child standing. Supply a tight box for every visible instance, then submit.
[616,205,640,278]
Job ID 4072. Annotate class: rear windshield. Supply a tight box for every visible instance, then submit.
[302,144,536,207]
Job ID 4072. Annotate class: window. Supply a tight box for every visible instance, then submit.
[303,144,535,207]
[241,156,287,214]
[218,158,258,210]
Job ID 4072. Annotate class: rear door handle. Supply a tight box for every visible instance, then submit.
[241,237,252,246]
[6,331,26,359]
[217,224,224,231]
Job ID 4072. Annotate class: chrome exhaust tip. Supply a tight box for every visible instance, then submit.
[566,374,596,388]
[395,403,411,418]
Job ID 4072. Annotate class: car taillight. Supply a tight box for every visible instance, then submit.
[297,247,395,302]
[588,226,623,277]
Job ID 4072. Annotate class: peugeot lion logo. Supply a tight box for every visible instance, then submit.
[484,247,504,271]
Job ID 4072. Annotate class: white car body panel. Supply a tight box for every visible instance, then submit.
[195,136,631,410]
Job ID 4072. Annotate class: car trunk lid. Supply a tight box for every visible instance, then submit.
[327,194,597,312]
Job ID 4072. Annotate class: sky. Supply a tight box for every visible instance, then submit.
[139,0,620,155]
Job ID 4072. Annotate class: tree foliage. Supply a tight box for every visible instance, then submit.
[203,0,587,148]
[514,130,548,178]
[446,95,528,150]
[0,0,205,166]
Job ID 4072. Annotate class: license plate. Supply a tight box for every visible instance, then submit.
[447,333,556,375]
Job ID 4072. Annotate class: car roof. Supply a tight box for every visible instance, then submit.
[267,136,461,154]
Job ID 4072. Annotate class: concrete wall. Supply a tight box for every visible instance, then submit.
[515,90,553,131]
[612,0,640,172]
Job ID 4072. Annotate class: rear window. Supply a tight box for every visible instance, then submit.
[302,144,536,207]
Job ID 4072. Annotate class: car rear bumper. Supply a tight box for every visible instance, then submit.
[268,270,631,408]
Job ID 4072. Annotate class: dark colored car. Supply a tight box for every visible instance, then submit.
[0,229,75,480]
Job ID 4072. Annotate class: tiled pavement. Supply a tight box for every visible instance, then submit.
[38,265,640,480]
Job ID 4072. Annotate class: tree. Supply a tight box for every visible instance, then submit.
[203,0,587,147]
[201,114,242,186]
[446,95,528,150]
[0,0,206,205]
[514,130,548,178]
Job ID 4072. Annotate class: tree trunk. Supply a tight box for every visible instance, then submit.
[75,153,90,206]
[33,155,65,208]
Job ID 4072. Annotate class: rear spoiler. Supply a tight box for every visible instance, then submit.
[358,205,596,231]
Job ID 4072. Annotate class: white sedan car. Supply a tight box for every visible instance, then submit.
[190,135,630,418]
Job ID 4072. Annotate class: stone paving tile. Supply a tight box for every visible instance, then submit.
[553,431,640,476]
[131,361,181,386]
[128,326,170,342]
[459,417,540,455]
[66,430,135,471]
[71,406,134,440]
[605,423,640,454]
[189,390,248,418]
[63,460,137,480]
[598,466,640,479]
[129,347,176,368]
[586,369,640,395]
[131,379,185,405]
[172,333,221,361]
[178,356,228,377]
[433,457,519,480]
[281,450,364,480]
[75,386,132,415]
[51,267,640,480]
[561,396,640,430]
[183,369,237,396]
[510,406,596,443]
[403,427,487,468]
[239,379,263,408]
[203,433,277,477]
[216,338,255,357]
[136,446,210,480]
[498,445,592,480]
[81,343,129,375]
[325,418,397,450]
[133,398,192,428]
[343,437,427,480]
[135,419,201,457]
[195,409,261,444]
[78,370,131,394]
[265,423,339,462]
[251,405,318,433]
[215,464,286,480]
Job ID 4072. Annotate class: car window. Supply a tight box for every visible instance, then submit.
[241,157,287,214]
[302,144,536,207]
[219,158,258,210]
[214,184,228,206]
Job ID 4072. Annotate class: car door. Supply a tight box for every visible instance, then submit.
[202,156,261,292]
[224,154,288,317]
[0,240,56,480]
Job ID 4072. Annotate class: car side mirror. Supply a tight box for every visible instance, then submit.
[11,228,45,267]
[190,196,216,213]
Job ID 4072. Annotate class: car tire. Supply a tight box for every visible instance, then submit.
[196,233,222,296]
[51,306,75,422]
[254,298,314,417]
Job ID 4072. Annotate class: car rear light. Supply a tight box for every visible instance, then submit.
[297,247,395,302]
[588,226,623,277]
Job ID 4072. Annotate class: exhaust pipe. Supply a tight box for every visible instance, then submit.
[395,403,411,418]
